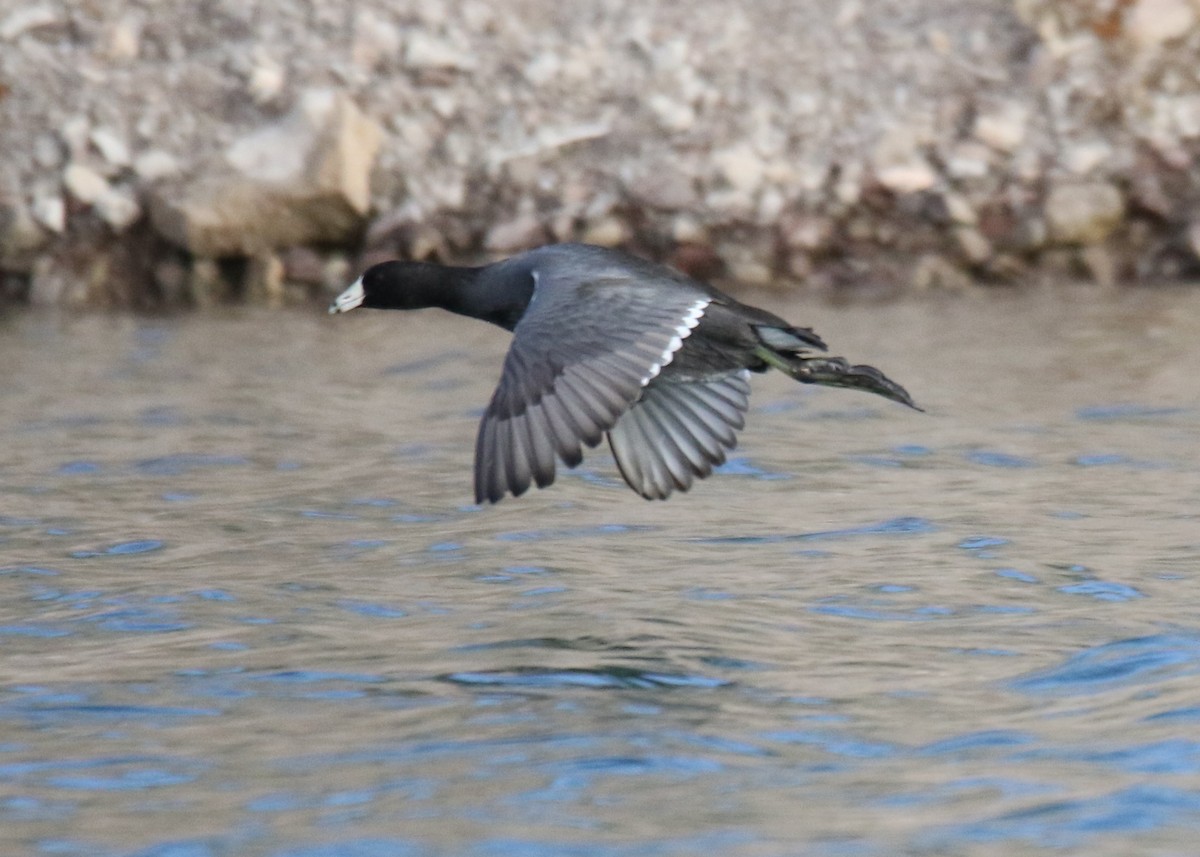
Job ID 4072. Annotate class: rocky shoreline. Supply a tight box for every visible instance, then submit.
[2,0,1200,308]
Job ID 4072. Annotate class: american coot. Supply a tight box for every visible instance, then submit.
[331,243,920,504]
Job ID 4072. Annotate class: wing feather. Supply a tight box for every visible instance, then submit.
[474,267,712,503]
[607,372,751,500]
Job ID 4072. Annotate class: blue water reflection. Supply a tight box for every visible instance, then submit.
[3,305,1200,857]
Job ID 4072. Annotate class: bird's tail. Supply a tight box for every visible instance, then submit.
[755,346,923,411]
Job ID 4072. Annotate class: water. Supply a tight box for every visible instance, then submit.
[1,286,1198,857]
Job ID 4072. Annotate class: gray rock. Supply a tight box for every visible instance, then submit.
[942,192,978,226]
[3,0,1200,304]
[875,160,939,194]
[245,252,286,305]
[1080,244,1118,287]
[101,15,141,61]
[955,227,993,265]
[1,5,59,40]
[1185,218,1200,253]
[63,163,110,205]
[31,193,64,234]
[1,195,48,269]
[622,162,697,211]
[714,144,765,197]
[484,209,545,252]
[404,31,476,71]
[1062,140,1113,176]
[974,101,1028,153]
[32,133,62,170]
[1125,0,1195,48]
[779,213,834,252]
[149,90,381,256]
[95,186,142,231]
[581,216,629,248]
[247,55,286,104]
[89,128,131,168]
[134,150,181,182]
[1045,182,1125,245]
[912,253,972,291]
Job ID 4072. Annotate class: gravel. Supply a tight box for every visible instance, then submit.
[2,0,1199,307]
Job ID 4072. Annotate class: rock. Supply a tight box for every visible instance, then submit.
[1080,244,1118,287]
[523,52,561,86]
[404,32,476,71]
[974,101,1028,153]
[149,90,382,256]
[942,192,978,225]
[945,142,993,179]
[726,255,773,287]
[622,162,697,210]
[90,127,131,168]
[671,215,707,244]
[33,134,62,170]
[1,195,47,269]
[484,211,545,252]
[247,54,286,104]
[1045,181,1125,244]
[352,11,402,70]
[322,254,351,295]
[150,256,187,303]
[58,116,91,161]
[1,5,59,40]
[647,93,696,132]
[31,193,65,233]
[780,213,834,252]
[188,258,227,306]
[833,161,865,206]
[836,0,864,28]
[246,252,286,304]
[581,216,628,248]
[1125,0,1196,48]
[1185,220,1200,258]
[872,124,940,193]
[785,249,813,280]
[94,187,141,231]
[28,258,70,306]
[876,159,939,193]
[1062,140,1113,175]
[912,253,972,290]
[1172,95,1200,138]
[714,144,765,196]
[102,15,141,61]
[280,246,326,285]
[718,234,777,287]
[63,163,111,204]
[134,150,181,182]
[988,253,1029,280]
[669,242,724,281]
[955,227,993,264]
[1129,161,1173,218]
[533,122,612,155]
[751,187,781,225]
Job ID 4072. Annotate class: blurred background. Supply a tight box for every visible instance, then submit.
[2,0,1200,307]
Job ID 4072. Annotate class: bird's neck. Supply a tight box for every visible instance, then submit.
[378,262,479,311]
[434,264,533,331]
[376,261,534,331]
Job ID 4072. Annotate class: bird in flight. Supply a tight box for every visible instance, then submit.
[331,243,920,504]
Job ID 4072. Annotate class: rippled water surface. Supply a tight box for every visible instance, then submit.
[2,287,1199,857]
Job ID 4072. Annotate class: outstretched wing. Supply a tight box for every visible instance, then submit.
[607,371,752,500]
[475,272,710,503]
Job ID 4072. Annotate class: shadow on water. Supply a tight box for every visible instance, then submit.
[1,288,1200,856]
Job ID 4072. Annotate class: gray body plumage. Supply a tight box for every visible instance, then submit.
[331,243,919,504]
